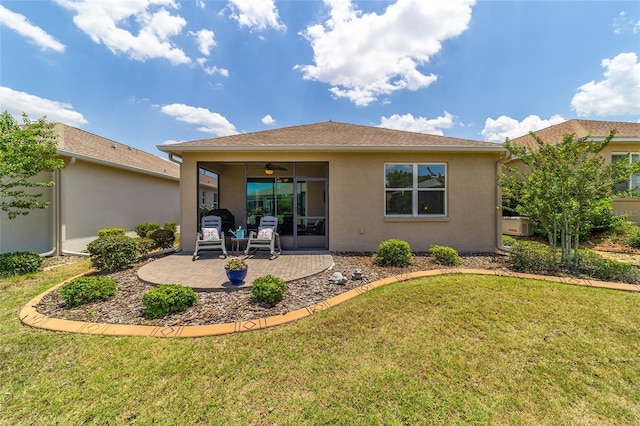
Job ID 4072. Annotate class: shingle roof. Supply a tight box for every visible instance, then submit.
[509,119,640,148]
[55,123,179,179]
[158,121,506,153]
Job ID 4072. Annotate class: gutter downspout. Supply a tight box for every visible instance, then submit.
[496,151,512,254]
[39,169,61,257]
[168,153,182,165]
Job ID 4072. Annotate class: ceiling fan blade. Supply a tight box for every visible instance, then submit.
[265,163,287,171]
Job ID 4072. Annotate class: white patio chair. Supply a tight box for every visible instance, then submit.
[244,216,281,258]
[192,215,227,261]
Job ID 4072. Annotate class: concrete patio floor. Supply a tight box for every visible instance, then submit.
[137,250,334,291]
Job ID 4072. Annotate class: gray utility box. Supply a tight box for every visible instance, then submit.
[502,216,532,236]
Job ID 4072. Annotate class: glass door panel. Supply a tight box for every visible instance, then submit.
[296,179,327,249]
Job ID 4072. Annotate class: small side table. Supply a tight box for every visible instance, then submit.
[230,238,248,256]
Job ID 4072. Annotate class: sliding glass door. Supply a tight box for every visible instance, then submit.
[246,176,327,249]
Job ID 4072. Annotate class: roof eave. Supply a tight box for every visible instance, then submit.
[57,150,180,181]
[157,145,506,154]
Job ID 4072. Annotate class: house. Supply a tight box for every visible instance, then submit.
[158,121,508,254]
[0,123,185,255]
[507,119,640,225]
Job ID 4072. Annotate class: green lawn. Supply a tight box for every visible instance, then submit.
[1,261,640,425]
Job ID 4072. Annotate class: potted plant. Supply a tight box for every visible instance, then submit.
[225,257,248,285]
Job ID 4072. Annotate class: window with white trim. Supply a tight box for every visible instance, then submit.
[613,152,640,195]
[385,163,446,216]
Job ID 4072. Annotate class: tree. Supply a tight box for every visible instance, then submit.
[501,130,637,267]
[0,112,64,219]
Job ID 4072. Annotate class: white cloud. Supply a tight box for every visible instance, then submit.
[196,58,228,76]
[0,86,88,126]
[571,52,640,116]
[0,4,66,52]
[378,112,454,135]
[190,29,216,56]
[481,114,565,142]
[612,11,640,35]
[295,0,475,106]
[226,0,286,32]
[54,0,190,65]
[261,114,275,125]
[159,103,237,136]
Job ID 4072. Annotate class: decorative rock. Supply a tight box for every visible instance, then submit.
[328,272,347,285]
[352,269,363,280]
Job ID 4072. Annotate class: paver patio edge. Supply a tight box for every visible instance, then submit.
[20,269,640,338]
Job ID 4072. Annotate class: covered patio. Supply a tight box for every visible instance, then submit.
[137,251,334,291]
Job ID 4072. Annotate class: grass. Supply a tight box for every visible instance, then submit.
[2,261,640,425]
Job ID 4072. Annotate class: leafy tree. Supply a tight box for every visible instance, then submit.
[0,112,64,219]
[501,129,637,267]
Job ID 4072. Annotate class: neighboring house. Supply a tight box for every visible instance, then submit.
[0,123,183,255]
[158,121,508,253]
[507,119,640,225]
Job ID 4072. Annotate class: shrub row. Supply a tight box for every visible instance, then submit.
[508,241,639,284]
[59,276,117,307]
[0,251,43,276]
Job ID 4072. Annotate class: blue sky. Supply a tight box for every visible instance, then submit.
[1,0,639,157]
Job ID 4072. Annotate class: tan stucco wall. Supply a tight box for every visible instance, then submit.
[180,151,501,253]
[60,160,180,252]
[0,172,54,254]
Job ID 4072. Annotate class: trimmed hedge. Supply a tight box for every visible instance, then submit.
[97,228,126,237]
[87,235,138,272]
[149,229,175,249]
[251,275,286,305]
[135,222,161,238]
[59,276,117,307]
[0,251,43,276]
[372,239,412,267]
[428,245,462,266]
[142,284,197,319]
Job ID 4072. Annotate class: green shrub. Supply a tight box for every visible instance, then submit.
[135,222,161,238]
[97,227,126,237]
[372,239,412,267]
[87,235,138,272]
[627,227,640,249]
[136,237,157,256]
[142,284,197,319]
[428,245,462,266]
[59,276,117,307]
[251,275,286,305]
[164,222,178,233]
[149,229,176,249]
[502,235,517,247]
[509,241,559,274]
[0,251,43,276]
[579,250,639,284]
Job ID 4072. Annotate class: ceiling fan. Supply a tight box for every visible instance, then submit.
[261,163,287,175]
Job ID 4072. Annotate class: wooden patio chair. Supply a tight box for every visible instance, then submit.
[192,215,227,261]
[244,216,281,258]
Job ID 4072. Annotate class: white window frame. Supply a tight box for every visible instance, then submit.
[612,152,640,194]
[384,163,447,217]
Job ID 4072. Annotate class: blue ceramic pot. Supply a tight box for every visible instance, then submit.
[226,268,248,285]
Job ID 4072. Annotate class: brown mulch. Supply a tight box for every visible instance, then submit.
[36,253,511,327]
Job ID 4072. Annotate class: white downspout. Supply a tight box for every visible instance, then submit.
[496,151,512,253]
[39,169,60,257]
